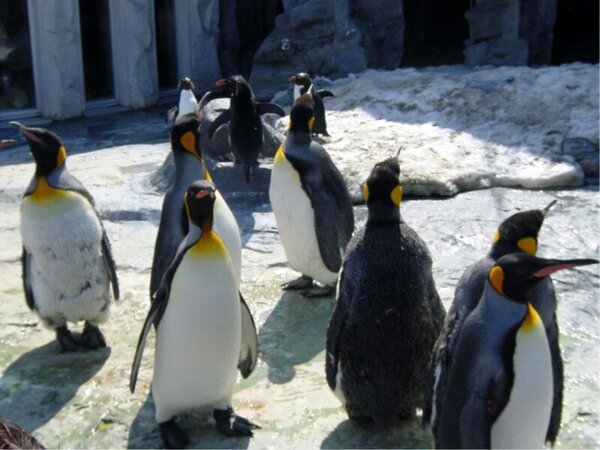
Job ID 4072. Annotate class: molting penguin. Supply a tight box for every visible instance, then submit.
[207,74,285,182]
[435,253,598,449]
[325,158,445,424]
[131,180,259,449]
[12,122,119,352]
[166,77,199,126]
[424,201,564,445]
[150,112,241,299]
[289,72,334,137]
[0,418,45,449]
[269,94,354,297]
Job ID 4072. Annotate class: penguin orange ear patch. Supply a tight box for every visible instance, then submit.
[492,230,500,244]
[308,116,315,131]
[391,185,403,207]
[181,131,197,156]
[56,146,67,169]
[489,266,505,295]
[517,237,537,255]
[363,183,370,202]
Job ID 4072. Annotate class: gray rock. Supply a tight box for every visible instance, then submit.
[561,137,599,180]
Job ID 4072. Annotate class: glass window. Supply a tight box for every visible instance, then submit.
[0,0,35,110]
[155,0,178,89]
[79,0,114,101]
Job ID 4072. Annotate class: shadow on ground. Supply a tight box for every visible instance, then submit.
[0,341,110,432]
[258,290,335,384]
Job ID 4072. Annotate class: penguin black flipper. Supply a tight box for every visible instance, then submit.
[101,230,120,300]
[256,102,285,117]
[317,89,334,99]
[21,248,35,311]
[285,144,353,272]
[459,392,493,449]
[325,269,350,389]
[166,106,178,125]
[199,89,230,109]
[208,110,231,140]
[238,292,258,378]
[130,239,194,393]
[546,314,563,444]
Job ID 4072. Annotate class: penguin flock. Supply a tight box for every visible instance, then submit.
[6,73,598,449]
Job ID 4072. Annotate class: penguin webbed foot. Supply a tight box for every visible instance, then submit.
[301,285,334,297]
[281,275,313,291]
[56,325,79,352]
[79,322,107,349]
[214,407,260,437]
[158,418,189,449]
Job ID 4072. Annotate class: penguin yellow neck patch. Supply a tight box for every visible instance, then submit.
[181,131,199,159]
[517,237,537,255]
[308,116,315,131]
[521,303,542,332]
[391,185,403,207]
[363,183,370,203]
[190,230,227,257]
[30,177,66,201]
[489,266,505,295]
[274,144,285,164]
[492,230,500,244]
[56,146,67,169]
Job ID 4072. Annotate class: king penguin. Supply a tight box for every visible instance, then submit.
[269,93,354,297]
[150,112,242,299]
[326,157,445,424]
[424,201,565,445]
[131,180,259,449]
[289,72,334,137]
[435,253,598,449]
[206,74,285,182]
[12,122,120,352]
[166,77,199,126]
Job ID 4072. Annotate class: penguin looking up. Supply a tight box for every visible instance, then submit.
[325,157,445,424]
[206,75,285,182]
[423,200,564,445]
[150,112,241,300]
[269,94,354,297]
[289,72,334,137]
[131,180,259,449]
[12,122,120,352]
[435,253,598,449]
[166,77,199,126]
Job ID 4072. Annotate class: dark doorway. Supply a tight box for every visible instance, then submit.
[79,0,114,101]
[155,0,178,89]
[401,0,471,67]
[551,0,599,64]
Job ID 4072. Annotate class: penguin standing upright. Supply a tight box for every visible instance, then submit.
[269,94,354,297]
[166,77,199,126]
[289,72,334,137]
[207,75,285,182]
[131,180,259,449]
[150,112,241,299]
[326,157,445,424]
[12,122,119,352]
[424,201,564,445]
[436,253,598,449]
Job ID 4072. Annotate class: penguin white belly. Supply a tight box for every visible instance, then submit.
[293,85,303,101]
[270,153,338,285]
[333,360,346,405]
[430,362,442,427]
[152,250,241,423]
[178,90,198,115]
[491,316,552,449]
[214,192,242,287]
[20,191,110,327]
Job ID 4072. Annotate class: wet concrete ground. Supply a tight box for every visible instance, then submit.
[0,108,598,448]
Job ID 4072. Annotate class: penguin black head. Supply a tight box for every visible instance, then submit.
[178,77,195,92]
[489,253,598,303]
[288,72,312,88]
[215,75,252,98]
[364,158,402,223]
[10,122,66,177]
[491,200,557,257]
[289,94,315,133]
[171,113,202,160]
[185,180,217,229]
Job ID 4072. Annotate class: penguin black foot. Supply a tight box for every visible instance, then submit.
[158,418,189,449]
[80,322,106,349]
[281,275,313,291]
[214,407,260,437]
[301,285,334,297]
[56,325,78,352]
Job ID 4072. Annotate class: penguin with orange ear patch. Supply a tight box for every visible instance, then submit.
[435,253,598,449]
[424,201,565,445]
[325,157,445,424]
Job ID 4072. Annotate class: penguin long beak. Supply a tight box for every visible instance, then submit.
[288,76,297,83]
[10,121,43,145]
[215,79,227,88]
[543,199,558,217]
[534,258,598,278]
